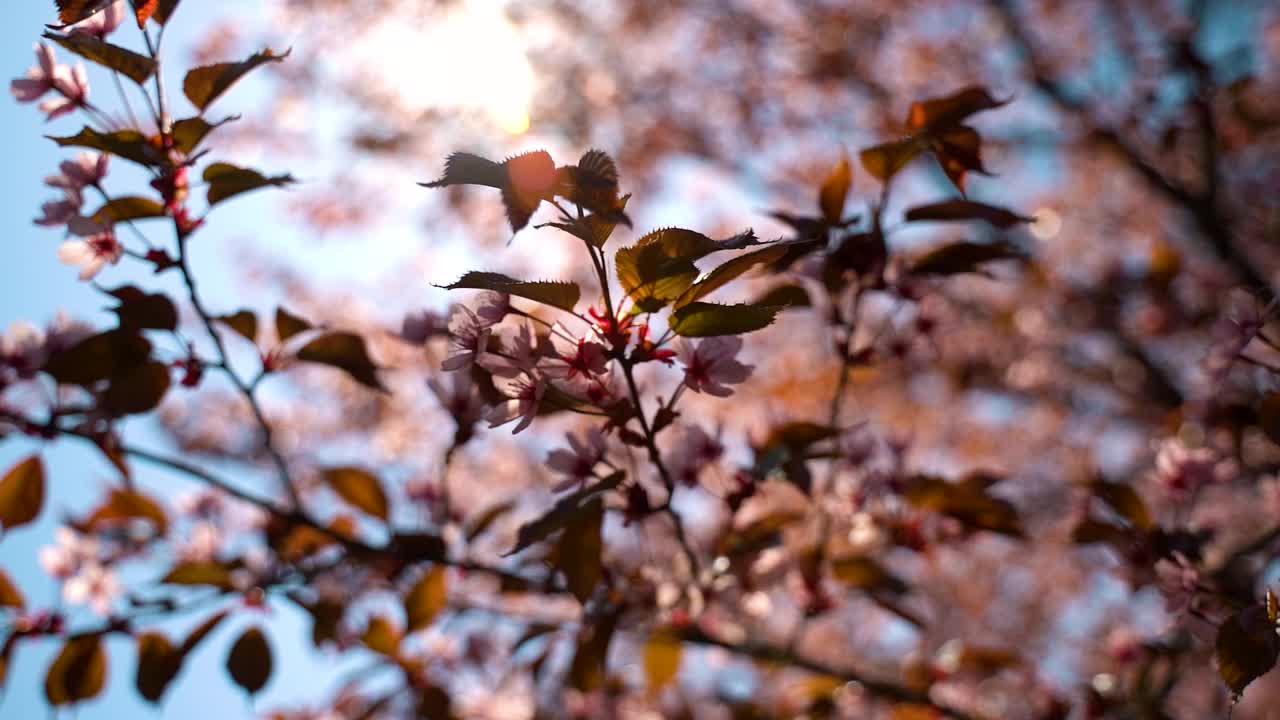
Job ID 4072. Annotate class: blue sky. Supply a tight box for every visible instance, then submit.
[0,5,366,717]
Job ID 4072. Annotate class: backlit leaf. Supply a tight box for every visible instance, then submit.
[171,115,234,154]
[1216,606,1280,697]
[754,283,811,308]
[203,162,294,205]
[179,610,227,655]
[362,615,402,656]
[643,629,683,692]
[43,31,155,84]
[275,306,311,342]
[404,566,448,632]
[831,556,908,595]
[216,310,257,344]
[226,626,272,696]
[55,0,109,24]
[440,272,580,312]
[297,332,386,392]
[859,138,921,181]
[43,328,151,386]
[669,302,780,337]
[909,241,1023,277]
[818,151,852,225]
[507,471,624,555]
[674,245,789,309]
[906,86,1010,132]
[322,466,389,521]
[0,456,44,531]
[102,360,170,415]
[568,607,619,691]
[161,561,236,589]
[83,488,168,534]
[91,196,166,224]
[48,127,160,168]
[0,569,24,609]
[904,474,1023,537]
[183,49,289,111]
[556,497,604,603]
[1091,480,1151,530]
[44,634,107,705]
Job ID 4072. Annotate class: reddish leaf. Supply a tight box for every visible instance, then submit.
[133,0,159,26]
[404,566,448,632]
[0,569,24,609]
[135,632,179,703]
[183,49,289,111]
[903,200,1033,229]
[226,626,272,695]
[44,634,107,706]
[0,456,45,531]
[818,151,852,225]
[556,497,604,604]
[1216,605,1280,697]
[43,31,155,84]
[859,138,921,182]
[216,310,258,344]
[322,466,389,521]
[296,332,386,392]
[83,488,168,534]
[906,86,1010,132]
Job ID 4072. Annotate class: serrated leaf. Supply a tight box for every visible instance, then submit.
[44,634,107,706]
[616,228,723,312]
[43,31,155,84]
[818,151,852,225]
[674,245,789,309]
[1216,606,1280,697]
[135,632,179,703]
[404,566,448,632]
[48,127,161,168]
[297,332,386,392]
[556,497,604,604]
[0,456,45,531]
[183,49,289,111]
[506,471,624,555]
[203,162,294,205]
[643,630,683,693]
[754,284,811,308]
[0,569,24,609]
[90,196,166,224]
[322,466,389,520]
[171,115,234,154]
[226,626,271,696]
[903,200,1033,229]
[216,310,257,343]
[859,138,921,182]
[161,561,235,589]
[441,272,580,312]
[669,302,780,337]
[909,241,1023,276]
[106,285,177,331]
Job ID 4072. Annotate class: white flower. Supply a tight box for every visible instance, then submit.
[484,374,545,434]
[442,305,491,371]
[428,371,485,426]
[39,527,98,580]
[477,322,539,378]
[57,231,123,280]
[676,336,753,397]
[546,428,607,489]
[668,425,724,486]
[399,309,445,344]
[544,324,609,380]
[63,563,121,616]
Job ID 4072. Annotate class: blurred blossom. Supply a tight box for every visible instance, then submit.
[1105,626,1142,664]
[667,424,725,487]
[63,563,121,616]
[428,371,485,427]
[1,321,48,379]
[676,336,753,397]
[44,311,94,354]
[442,305,491,371]
[1150,437,1237,499]
[9,44,61,102]
[34,187,82,227]
[1154,552,1200,615]
[39,527,98,580]
[398,309,446,344]
[57,231,122,280]
[42,63,90,121]
[180,521,223,562]
[546,428,607,489]
[474,291,511,326]
[45,152,109,192]
[1203,288,1275,376]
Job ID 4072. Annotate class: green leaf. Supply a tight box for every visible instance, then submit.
[43,328,152,386]
[44,634,107,706]
[171,115,235,154]
[506,471,625,555]
[818,151,852,225]
[183,48,289,111]
[226,626,272,696]
[0,456,45,531]
[909,241,1024,276]
[538,193,631,247]
[0,569,25,609]
[43,31,156,84]
[440,272,581,313]
[216,310,257,344]
[674,245,789,309]
[556,497,604,604]
[275,306,311,343]
[203,162,294,206]
[669,302,780,337]
[90,196,167,224]
[296,332,386,392]
[859,137,921,182]
[135,632,180,703]
[105,285,177,331]
[404,566,448,632]
[616,228,723,312]
[48,127,161,168]
[322,466,389,521]
[101,360,170,415]
[903,200,1033,229]
[1216,606,1280,697]
[161,561,236,589]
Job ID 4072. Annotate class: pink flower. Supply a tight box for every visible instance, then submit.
[9,44,60,102]
[180,521,222,562]
[398,309,446,344]
[63,563,121,616]
[67,0,129,39]
[484,374,545,434]
[45,152,109,192]
[34,187,83,227]
[546,428,607,489]
[474,291,511,327]
[1154,552,1200,615]
[442,305,491,371]
[1,321,48,379]
[44,311,95,354]
[57,230,123,280]
[428,371,485,427]
[1150,438,1237,500]
[668,425,725,486]
[477,322,539,378]
[545,325,609,380]
[676,336,753,397]
[40,63,90,121]
[39,528,99,580]
[1204,289,1274,376]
